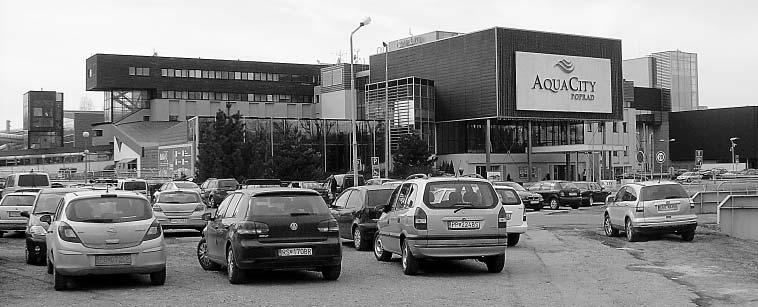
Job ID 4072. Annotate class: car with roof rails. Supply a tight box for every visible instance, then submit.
[493,185,526,246]
[526,180,582,210]
[44,190,166,290]
[373,177,507,275]
[603,181,697,242]
[2,172,51,197]
[200,178,240,208]
[196,188,342,283]
[0,191,38,237]
[329,185,395,250]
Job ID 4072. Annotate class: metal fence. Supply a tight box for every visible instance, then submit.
[718,195,758,241]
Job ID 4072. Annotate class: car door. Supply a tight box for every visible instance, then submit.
[383,183,411,254]
[206,194,234,260]
[330,190,351,238]
[606,187,625,227]
[377,186,400,252]
[342,189,364,238]
[218,193,243,260]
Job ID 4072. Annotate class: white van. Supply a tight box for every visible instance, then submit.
[116,179,150,198]
[2,172,51,197]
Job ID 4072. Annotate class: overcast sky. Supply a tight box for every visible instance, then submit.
[1,0,756,129]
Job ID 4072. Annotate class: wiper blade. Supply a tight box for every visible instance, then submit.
[34,211,55,215]
[290,212,313,216]
[452,203,473,213]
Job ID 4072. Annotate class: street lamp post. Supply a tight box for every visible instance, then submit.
[350,17,371,186]
[382,41,390,178]
[82,131,90,183]
[730,137,739,171]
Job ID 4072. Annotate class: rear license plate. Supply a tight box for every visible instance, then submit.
[171,219,188,224]
[278,248,313,257]
[448,221,480,230]
[95,254,131,266]
[530,200,539,204]
[569,192,578,196]
[8,211,21,217]
[658,204,678,212]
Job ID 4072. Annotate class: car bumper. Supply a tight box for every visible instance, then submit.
[408,236,507,259]
[233,237,342,270]
[506,223,527,234]
[51,240,166,276]
[524,200,543,209]
[0,221,28,231]
[559,197,582,205]
[26,238,47,254]
[155,216,206,229]
[633,218,698,233]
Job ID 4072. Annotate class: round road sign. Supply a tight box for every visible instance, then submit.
[656,151,666,163]
[636,151,645,163]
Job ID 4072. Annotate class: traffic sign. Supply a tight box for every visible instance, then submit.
[695,149,703,165]
[371,156,379,166]
[636,151,645,163]
[372,169,380,179]
[656,151,666,163]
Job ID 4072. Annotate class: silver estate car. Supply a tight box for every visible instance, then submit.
[44,191,167,290]
[0,191,37,236]
[152,190,207,231]
[373,177,507,275]
[603,181,697,242]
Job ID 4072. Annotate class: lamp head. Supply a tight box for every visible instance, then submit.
[730,137,740,141]
[360,17,371,27]
[82,131,89,138]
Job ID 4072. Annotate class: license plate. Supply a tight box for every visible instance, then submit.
[658,204,678,212]
[448,220,480,230]
[95,254,131,266]
[278,248,313,257]
[569,192,578,196]
[171,219,188,224]
[8,211,21,217]
[530,200,539,204]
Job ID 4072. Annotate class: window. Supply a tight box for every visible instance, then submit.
[88,69,93,78]
[181,69,188,78]
[169,115,178,122]
[333,190,351,208]
[161,69,167,77]
[222,71,229,79]
[129,67,136,75]
[586,123,592,132]
[215,71,221,79]
[612,122,618,133]
[195,70,201,78]
[202,70,209,78]
[189,70,195,78]
[143,116,150,121]
[346,191,362,209]
[215,195,234,218]
[622,122,628,133]
[94,130,103,137]
[168,69,175,77]
[624,146,629,156]
[598,123,604,132]
[143,68,149,76]
[225,194,243,218]
[234,72,241,80]
[613,151,618,157]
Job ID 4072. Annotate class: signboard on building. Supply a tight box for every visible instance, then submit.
[695,149,703,166]
[158,143,194,179]
[515,51,612,113]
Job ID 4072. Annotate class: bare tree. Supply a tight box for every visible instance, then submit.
[79,96,95,111]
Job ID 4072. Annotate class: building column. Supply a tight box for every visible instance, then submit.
[575,151,580,181]
[485,119,492,176]
[565,153,571,181]
[527,121,533,181]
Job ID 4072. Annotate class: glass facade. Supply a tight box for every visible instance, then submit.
[652,51,698,112]
[437,120,584,155]
[365,77,435,151]
[104,90,150,123]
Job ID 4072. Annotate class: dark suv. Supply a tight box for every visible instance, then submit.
[527,180,582,210]
[196,188,342,283]
[330,185,395,251]
[325,174,365,204]
[200,178,239,207]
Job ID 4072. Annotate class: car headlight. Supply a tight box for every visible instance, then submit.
[30,225,46,236]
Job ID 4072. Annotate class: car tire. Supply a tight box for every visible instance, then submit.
[401,240,419,275]
[548,198,560,210]
[506,233,520,247]
[533,205,542,212]
[373,234,392,262]
[25,248,34,265]
[227,247,245,284]
[625,218,640,242]
[485,254,505,273]
[604,214,619,237]
[53,269,67,291]
[681,230,695,242]
[46,257,53,274]
[150,268,166,286]
[353,227,369,251]
[570,203,579,209]
[321,265,341,281]
[197,238,222,271]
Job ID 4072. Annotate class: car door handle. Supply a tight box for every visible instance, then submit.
[396,217,400,223]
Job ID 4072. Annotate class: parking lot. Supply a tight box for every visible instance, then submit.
[2,205,757,306]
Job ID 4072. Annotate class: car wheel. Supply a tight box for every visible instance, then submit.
[485,254,505,273]
[25,247,34,265]
[604,214,619,237]
[150,268,166,286]
[506,233,520,246]
[197,238,221,271]
[353,227,368,251]
[321,264,341,281]
[570,203,579,209]
[681,230,695,242]
[46,257,53,274]
[625,218,640,242]
[53,268,67,291]
[373,234,392,262]
[227,247,245,284]
[549,198,559,210]
[533,206,541,212]
[401,240,419,275]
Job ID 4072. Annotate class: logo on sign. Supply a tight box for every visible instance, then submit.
[554,59,575,73]
[289,222,298,231]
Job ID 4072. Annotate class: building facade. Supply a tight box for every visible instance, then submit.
[23,91,64,149]
[624,51,699,113]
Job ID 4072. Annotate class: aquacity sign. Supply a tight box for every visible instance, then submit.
[516,51,611,113]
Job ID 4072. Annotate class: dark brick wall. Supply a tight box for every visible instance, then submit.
[74,112,104,148]
[670,107,758,163]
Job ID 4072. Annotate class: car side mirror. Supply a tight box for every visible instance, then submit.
[20,211,30,218]
[606,196,615,203]
[382,204,392,213]
[40,215,52,224]
[201,212,214,221]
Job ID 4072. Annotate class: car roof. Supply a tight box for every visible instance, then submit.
[67,190,148,198]
[3,191,38,196]
[238,187,321,197]
[624,181,680,187]
[119,178,146,182]
[405,177,492,185]
[349,185,396,191]
[493,185,516,190]
[38,188,90,194]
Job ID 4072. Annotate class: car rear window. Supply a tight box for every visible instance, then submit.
[1,195,36,206]
[66,197,152,223]
[640,184,689,201]
[367,189,394,207]
[219,180,239,188]
[33,194,64,213]
[122,181,147,191]
[497,182,526,191]
[248,194,329,217]
[300,182,323,190]
[174,182,198,189]
[157,191,200,203]
[424,181,498,209]
[17,174,49,187]
[495,189,521,205]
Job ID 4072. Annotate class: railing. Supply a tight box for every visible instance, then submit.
[717,195,758,241]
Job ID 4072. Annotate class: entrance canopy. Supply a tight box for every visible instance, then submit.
[531,144,626,154]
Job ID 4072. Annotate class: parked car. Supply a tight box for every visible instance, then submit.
[241,179,282,189]
[366,178,393,186]
[21,188,89,265]
[676,172,703,182]
[571,181,610,206]
[2,172,51,197]
[200,178,239,207]
[156,181,202,196]
[492,181,544,211]
[288,181,329,202]
[116,179,150,198]
[373,177,507,275]
[44,190,166,290]
[152,190,206,232]
[325,174,365,203]
[603,181,697,242]
[0,191,38,237]
[493,185,526,246]
[196,188,342,283]
[526,181,582,210]
[330,185,395,250]
[381,180,404,189]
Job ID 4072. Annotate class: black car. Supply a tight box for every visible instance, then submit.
[199,178,239,207]
[196,188,342,283]
[329,185,395,251]
[571,181,610,206]
[22,188,89,265]
[325,174,365,204]
[526,180,582,210]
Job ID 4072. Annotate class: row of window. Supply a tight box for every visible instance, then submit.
[159,91,314,103]
[587,122,628,133]
[160,68,316,83]
[128,67,150,76]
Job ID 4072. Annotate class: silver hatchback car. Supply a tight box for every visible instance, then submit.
[603,181,697,242]
[44,191,167,290]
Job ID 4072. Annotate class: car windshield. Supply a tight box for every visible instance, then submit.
[573,182,589,189]
[174,182,198,189]
[497,182,526,191]
[157,192,200,203]
[367,189,394,207]
[495,188,521,205]
[558,182,578,189]
[122,181,147,191]
[424,181,498,209]
[248,194,330,216]
[17,174,49,187]
[0,195,36,206]
[219,180,238,188]
[640,184,689,201]
[66,197,152,223]
[33,194,65,213]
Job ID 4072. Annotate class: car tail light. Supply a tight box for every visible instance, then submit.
[523,214,527,222]
[690,200,695,209]
[635,201,644,212]
[152,204,162,212]
[143,220,163,241]
[58,222,82,243]
[194,203,205,211]
[498,208,508,228]
[237,221,270,236]
[317,219,339,233]
[414,208,427,230]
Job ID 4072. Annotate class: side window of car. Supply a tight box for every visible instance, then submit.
[215,195,234,218]
[346,190,362,210]
[386,187,401,211]
[234,195,250,218]
[394,184,412,210]
[333,190,351,209]
[225,193,243,218]
[54,199,65,221]
[614,187,626,202]
[624,188,638,202]
[403,184,418,209]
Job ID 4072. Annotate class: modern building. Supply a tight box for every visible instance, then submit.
[316,63,369,119]
[23,91,64,149]
[63,110,103,148]
[623,50,699,112]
